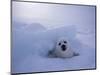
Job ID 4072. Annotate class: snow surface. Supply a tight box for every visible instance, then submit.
[12,1,96,73]
[12,21,96,73]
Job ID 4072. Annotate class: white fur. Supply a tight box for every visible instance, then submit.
[53,37,74,58]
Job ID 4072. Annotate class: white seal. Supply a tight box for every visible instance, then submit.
[48,37,79,58]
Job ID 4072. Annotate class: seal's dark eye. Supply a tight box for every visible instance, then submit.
[58,43,61,45]
[64,41,67,43]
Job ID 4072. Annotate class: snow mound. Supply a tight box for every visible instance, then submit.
[12,21,96,73]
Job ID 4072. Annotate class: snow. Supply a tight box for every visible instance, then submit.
[12,21,96,73]
[11,1,96,74]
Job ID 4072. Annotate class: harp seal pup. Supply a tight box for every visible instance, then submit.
[48,37,79,58]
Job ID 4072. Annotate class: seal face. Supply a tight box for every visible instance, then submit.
[57,38,68,51]
[54,37,74,58]
[58,40,67,51]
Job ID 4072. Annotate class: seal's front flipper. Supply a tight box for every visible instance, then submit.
[73,52,79,56]
[48,50,58,58]
[48,50,54,57]
[49,50,53,55]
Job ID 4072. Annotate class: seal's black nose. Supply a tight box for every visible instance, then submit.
[61,45,66,51]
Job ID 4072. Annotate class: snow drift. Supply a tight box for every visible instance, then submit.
[12,21,96,73]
